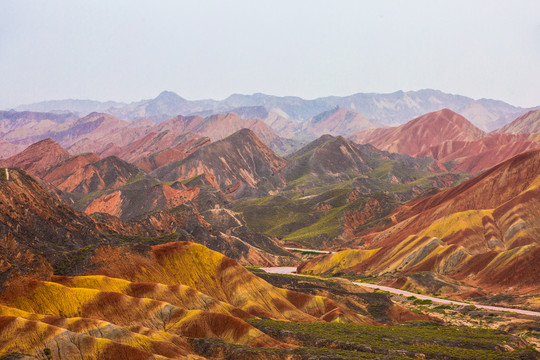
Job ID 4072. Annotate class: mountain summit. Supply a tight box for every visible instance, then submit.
[0,138,71,177]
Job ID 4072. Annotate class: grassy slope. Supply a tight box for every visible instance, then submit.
[196,319,536,360]
[233,157,462,248]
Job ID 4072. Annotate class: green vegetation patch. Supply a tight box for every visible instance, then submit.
[232,146,468,248]
[53,245,97,276]
[245,319,537,359]
[413,299,433,305]
[232,183,372,248]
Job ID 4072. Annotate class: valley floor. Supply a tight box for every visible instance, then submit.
[261,267,540,317]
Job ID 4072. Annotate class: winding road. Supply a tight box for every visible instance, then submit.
[283,247,334,254]
[261,266,540,317]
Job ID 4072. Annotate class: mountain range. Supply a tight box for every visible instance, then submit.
[12,89,538,131]
[1,92,540,359]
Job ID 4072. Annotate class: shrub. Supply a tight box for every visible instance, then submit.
[413,299,433,305]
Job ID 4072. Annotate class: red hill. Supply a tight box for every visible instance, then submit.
[349,109,485,156]
[42,152,102,186]
[417,133,540,173]
[350,109,540,173]
[152,129,287,198]
[0,138,71,177]
[102,131,211,172]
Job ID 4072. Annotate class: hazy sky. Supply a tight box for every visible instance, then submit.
[1,0,539,108]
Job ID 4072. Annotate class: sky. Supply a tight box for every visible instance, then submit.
[1,0,539,108]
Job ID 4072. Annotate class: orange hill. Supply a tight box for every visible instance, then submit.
[0,241,384,358]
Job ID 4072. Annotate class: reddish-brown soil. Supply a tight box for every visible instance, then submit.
[349,109,485,156]
[0,138,71,177]
[349,109,540,173]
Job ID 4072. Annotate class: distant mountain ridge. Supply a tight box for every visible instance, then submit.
[11,89,537,131]
[0,109,297,158]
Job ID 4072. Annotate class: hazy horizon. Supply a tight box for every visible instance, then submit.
[2,1,539,109]
[5,88,537,111]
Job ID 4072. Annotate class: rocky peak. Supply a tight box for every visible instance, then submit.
[154,90,186,103]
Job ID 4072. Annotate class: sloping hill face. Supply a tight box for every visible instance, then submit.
[2,136,200,218]
[0,168,109,284]
[301,107,383,137]
[0,165,290,273]
[0,138,71,177]
[0,141,26,159]
[65,119,153,156]
[416,133,540,173]
[0,111,154,156]
[200,113,279,144]
[0,136,292,265]
[0,279,285,350]
[49,112,130,146]
[299,150,540,295]
[153,129,287,198]
[496,109,540,134]
[47,155,143,196]
[99,203,294,267]
[349,109,485,156]
[224,105,300,138]
[0,313,195,360]
[234,134,461,249]
[41,152,102,186]
[155,112,279,143]
[102,131,211,171]
[84,181,199,220]
[0,240,380,358]
[283,134,444,185]
[349,108,540,173]
[87,241,371,324]
[154,112,297,155]
[0,168,371,327]
[151,114,204,134]
[283,135,373,183]
[0,110,78,145]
